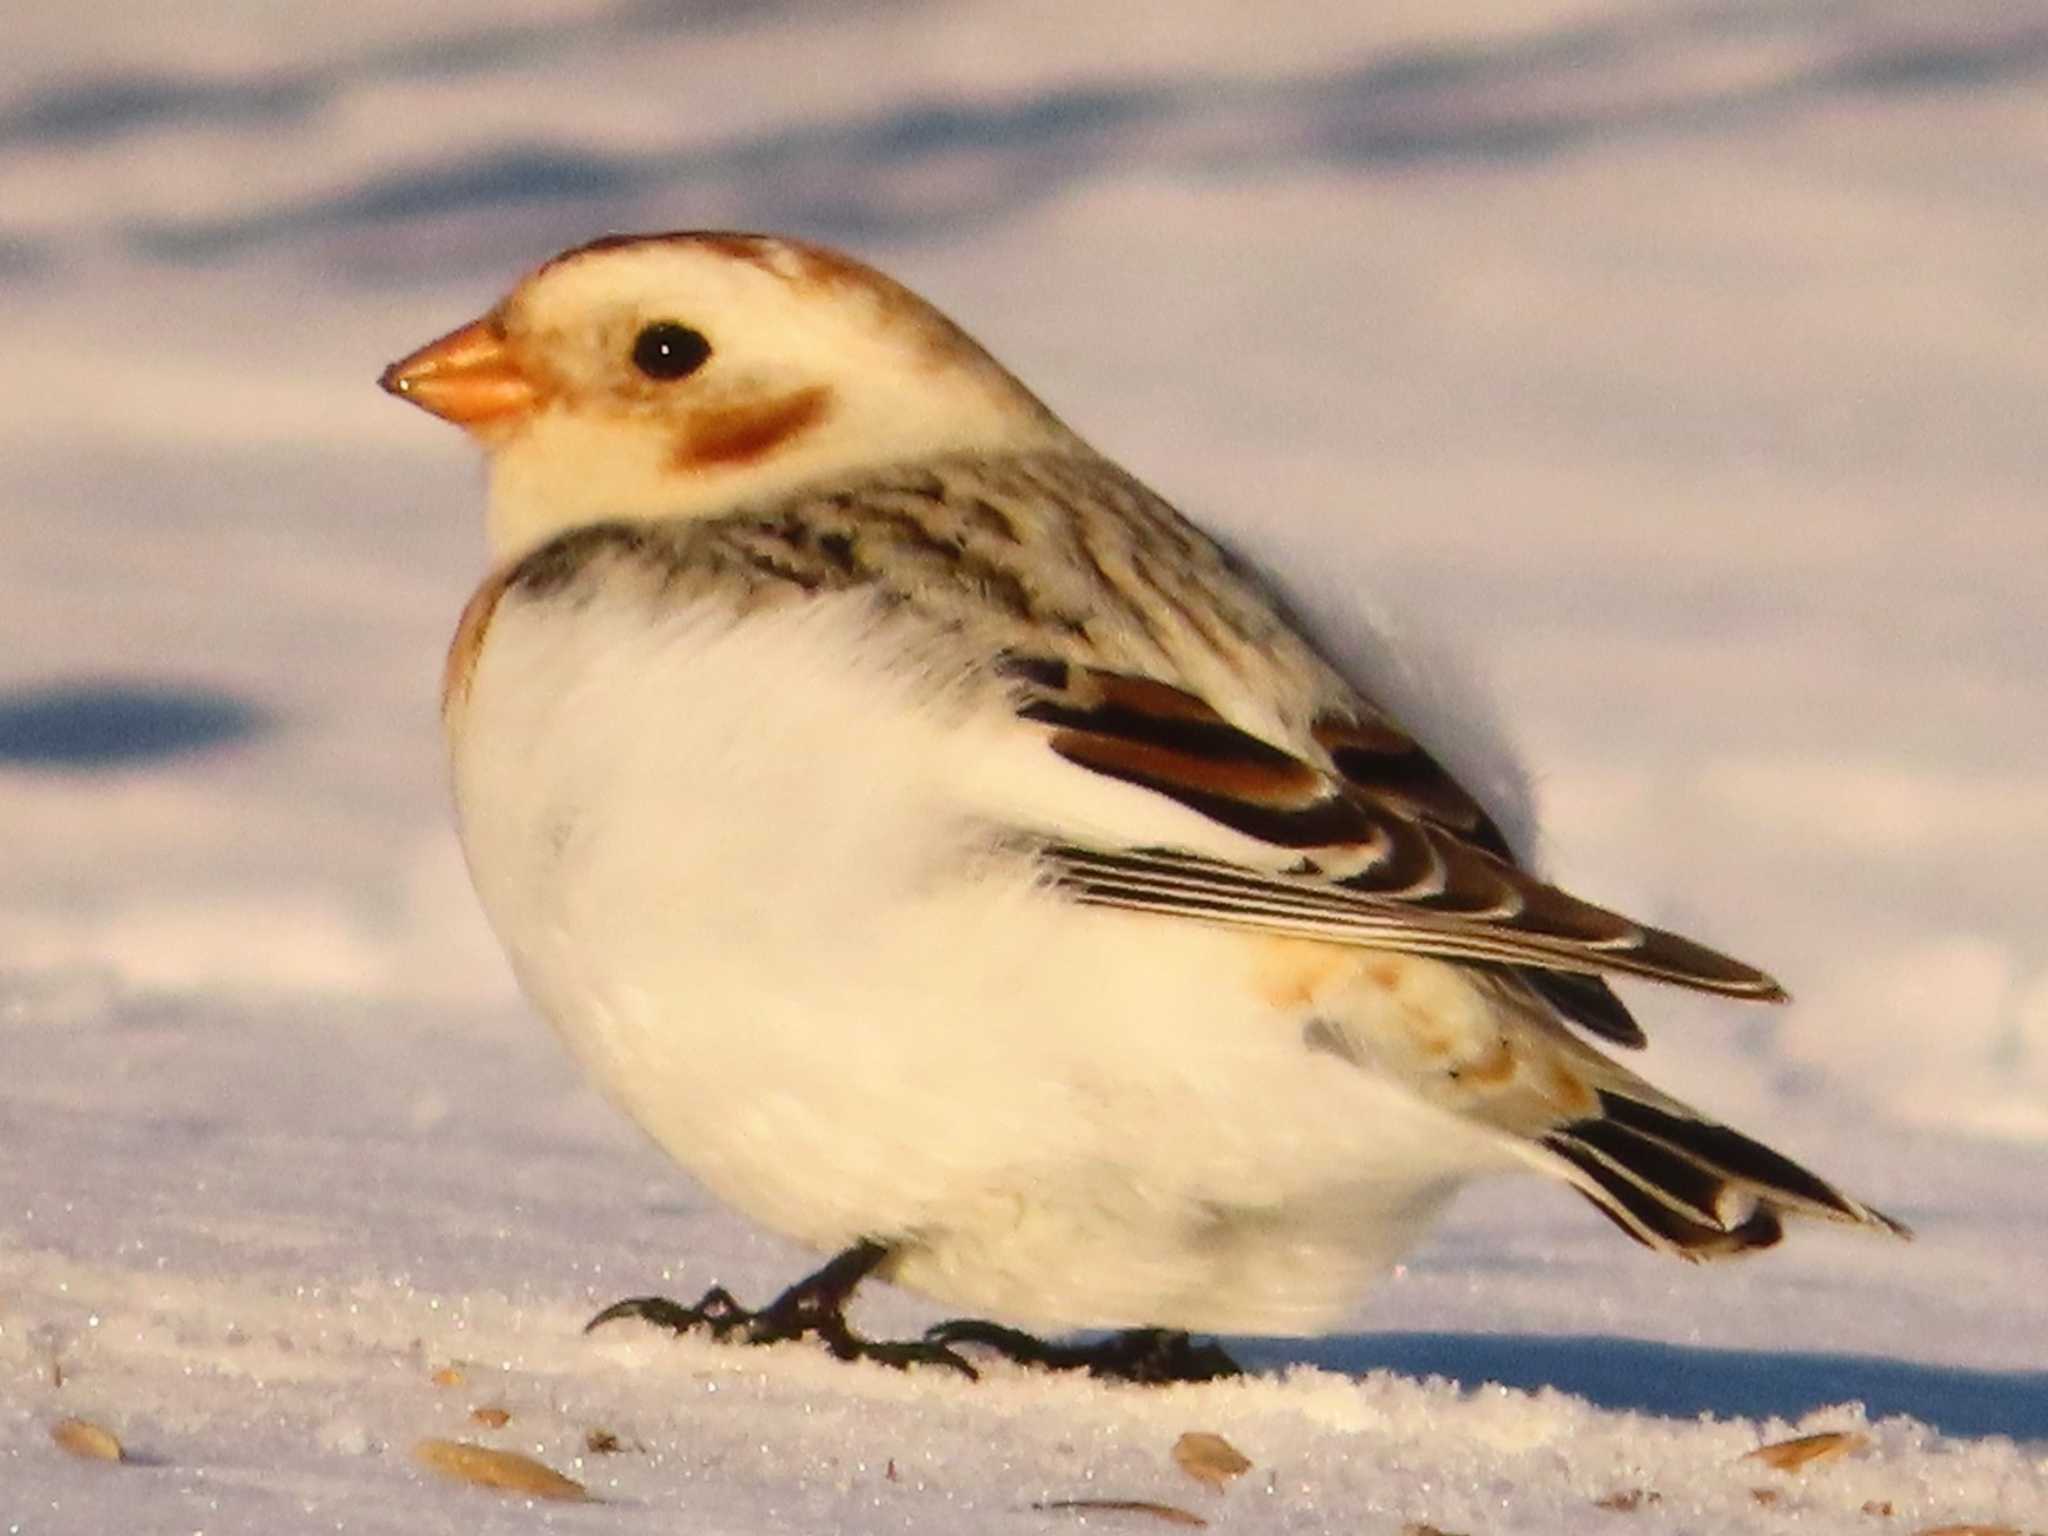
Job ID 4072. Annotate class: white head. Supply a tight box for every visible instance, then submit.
[381,232,1081,561]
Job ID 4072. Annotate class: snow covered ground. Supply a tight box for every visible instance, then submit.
[2,2,2044,1531]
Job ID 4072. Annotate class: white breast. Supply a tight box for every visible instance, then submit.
[447,578,1513,1332]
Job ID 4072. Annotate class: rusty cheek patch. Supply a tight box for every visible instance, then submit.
[672,385,833,470]
[443,564,519,718]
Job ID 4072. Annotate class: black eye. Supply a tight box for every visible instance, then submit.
[631,321,712,381]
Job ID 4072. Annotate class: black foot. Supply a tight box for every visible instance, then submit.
[924,1319,1242,1383]
[585,1241,977,1378]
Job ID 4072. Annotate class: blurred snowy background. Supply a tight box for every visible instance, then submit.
[2,3,2044,1532]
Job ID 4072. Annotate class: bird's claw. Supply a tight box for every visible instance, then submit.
[584,1243,978,1377]
[924,1319,1242,1383]
[584,1286,747,1338]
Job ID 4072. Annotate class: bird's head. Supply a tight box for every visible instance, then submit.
[381,231,1076,561]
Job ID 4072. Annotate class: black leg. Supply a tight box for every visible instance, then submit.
[924,1319,1242,1383]
[586,1241,977,1377]
[747,1239,894,1341]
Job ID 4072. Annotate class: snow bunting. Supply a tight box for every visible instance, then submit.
[382,231,1904,1379]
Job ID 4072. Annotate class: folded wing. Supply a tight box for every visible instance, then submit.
[1003,655,1784,1039]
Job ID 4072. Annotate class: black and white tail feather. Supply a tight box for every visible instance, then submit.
[1542,1084,1909,1259]
[988,631,1908,1260]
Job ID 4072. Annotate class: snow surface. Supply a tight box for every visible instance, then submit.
[3,2,2045,1531]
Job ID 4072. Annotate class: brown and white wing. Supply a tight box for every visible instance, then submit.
[1004,655,1785,1017]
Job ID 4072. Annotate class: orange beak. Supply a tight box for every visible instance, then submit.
[379,316,538,429]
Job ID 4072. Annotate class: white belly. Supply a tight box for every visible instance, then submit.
[449,583,1515,1333]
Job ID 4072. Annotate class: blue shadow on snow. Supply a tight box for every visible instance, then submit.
[0,682,265,768]
[1234,1331,2048,1442]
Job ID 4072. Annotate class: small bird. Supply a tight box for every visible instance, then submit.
[381,231,1904,1381]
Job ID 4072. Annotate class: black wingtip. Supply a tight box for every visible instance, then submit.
[1516,968,1649,1049]
[1549,1130,1788,1258]
[1551,1092,1905,1259]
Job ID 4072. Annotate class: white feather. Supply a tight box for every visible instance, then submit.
[451,582,1517,1332]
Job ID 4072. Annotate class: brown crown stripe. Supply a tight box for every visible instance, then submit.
[533,230,671,276]
[690,229,908,297]
[529,234,959,392]
[688,231,792,269]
